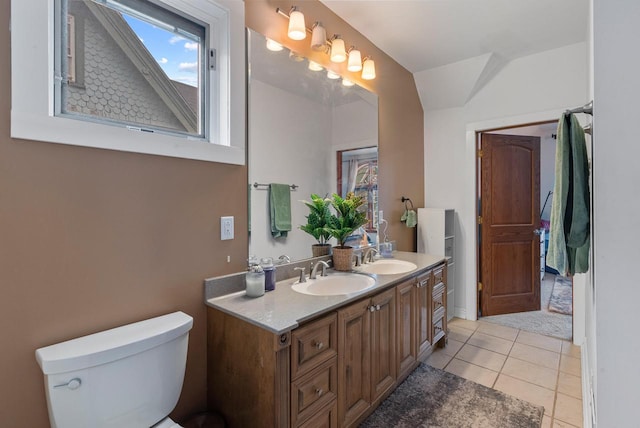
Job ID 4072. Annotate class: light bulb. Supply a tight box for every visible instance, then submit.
[362,58,376,80]
[330,37,346,63]
[288,9,306,40]
[327,70,340,79]
[342,78,355,87]
[265,38,283,52]
[347,48,362,72]
[311,22,326,51]
[308,60,323,71]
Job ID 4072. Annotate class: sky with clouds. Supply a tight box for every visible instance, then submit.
[123,15,200,87]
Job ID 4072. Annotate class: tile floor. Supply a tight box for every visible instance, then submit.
[426,318,583,427]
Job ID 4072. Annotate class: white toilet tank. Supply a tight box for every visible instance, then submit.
[36,311,193,428]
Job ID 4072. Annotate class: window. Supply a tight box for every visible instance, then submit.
[11,0,245,164]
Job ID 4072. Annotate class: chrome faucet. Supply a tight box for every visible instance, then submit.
[294,266,306,283]
[363,248,378,263]
[309,260,330,280]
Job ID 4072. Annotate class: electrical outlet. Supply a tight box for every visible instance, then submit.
[221,216,234,240]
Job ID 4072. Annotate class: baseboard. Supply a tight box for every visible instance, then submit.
[453,307,466,319]
[581,340,596,428]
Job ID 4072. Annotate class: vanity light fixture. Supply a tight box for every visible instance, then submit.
[327,70,340,79]
[361,57,376,80]
[310,22,327,51]
[330,35,347,63]
[308,60,323,71]
[342,78,355,87]
[347,47,362,72]
[287,7,306,40]
[275,6,376,80]
[265,38,283,52]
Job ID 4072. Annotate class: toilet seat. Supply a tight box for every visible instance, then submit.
[152,417,183,428]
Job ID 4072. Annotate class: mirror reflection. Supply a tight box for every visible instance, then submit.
[247,29,379,263]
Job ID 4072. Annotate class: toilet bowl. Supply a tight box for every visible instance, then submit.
[36,311,193,428]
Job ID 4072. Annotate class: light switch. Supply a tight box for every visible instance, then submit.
[221,216,234,240]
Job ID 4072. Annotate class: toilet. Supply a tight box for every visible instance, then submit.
[35,311,193,428]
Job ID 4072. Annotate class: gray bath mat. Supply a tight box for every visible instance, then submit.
[360,363,543,428]
[548,276,573,315]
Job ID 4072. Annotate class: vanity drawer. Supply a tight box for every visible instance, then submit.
[291,358,337,427]
[291,313,337,379]
[432,284,445,313]
[432,315,445,343]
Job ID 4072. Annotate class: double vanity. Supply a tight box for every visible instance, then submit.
[204,251,448,427]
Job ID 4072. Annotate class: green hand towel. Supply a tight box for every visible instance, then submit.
[269,183,292,238]
[405,210,417,228]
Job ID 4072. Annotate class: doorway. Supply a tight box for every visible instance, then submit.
[477,121,573,340]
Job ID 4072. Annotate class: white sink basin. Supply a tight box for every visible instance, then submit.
[357,259,418,275]
[291,272,376,296]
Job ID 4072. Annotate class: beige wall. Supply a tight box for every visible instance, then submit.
[0,0,422,426]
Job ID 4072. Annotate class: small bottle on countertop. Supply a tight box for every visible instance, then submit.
[245,264,265,298]
[261,257,276,291]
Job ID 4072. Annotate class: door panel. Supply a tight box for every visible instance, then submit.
[370,288,396,402]
[396,279,416,379]
[481,133,540,316]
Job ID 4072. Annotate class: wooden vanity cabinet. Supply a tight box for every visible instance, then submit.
[207,261,446,428]
[337,287,396,427]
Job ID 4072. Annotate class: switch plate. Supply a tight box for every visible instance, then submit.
[221,216,234,240]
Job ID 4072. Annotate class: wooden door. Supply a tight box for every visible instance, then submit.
[337,299,371,426]
[416,272,432,358]
[480,133,541,316]
[396,279,416,379]
[370,288,396,402]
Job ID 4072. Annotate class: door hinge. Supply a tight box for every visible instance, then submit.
[209,48,216,70]
[478,282,483,291]
[477,216,483,224]
[477,149,483,158]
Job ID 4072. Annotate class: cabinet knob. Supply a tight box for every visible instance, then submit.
[376,304,381,311]
[369,306,376,312]
[314,341,324,350]
[315,388,324,396]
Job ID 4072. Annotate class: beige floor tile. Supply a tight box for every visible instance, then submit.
[510,342,561,370]
[516,330,563,353]
[477,321,519,341]
[448,318,480,332]
[553,419,580,428]
[559,354,581,377]
[541,415,552,428]
[561,341,581,358]
[425,349,453,370]
[554,393,583,427]
[441,338,464,357]
[494,374,555,414]
[558,372,582,399]
[467,331,514,355]
[448,325,474,342]
[445,358,498,388]
[502,357,558,390]
[456,343,507,372]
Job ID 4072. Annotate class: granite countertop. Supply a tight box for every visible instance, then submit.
[205,251,446,335]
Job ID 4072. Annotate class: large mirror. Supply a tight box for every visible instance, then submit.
[247,29,379,262]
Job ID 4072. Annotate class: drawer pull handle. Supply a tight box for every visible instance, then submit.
[315,388,324,396]
[314,341,324,350]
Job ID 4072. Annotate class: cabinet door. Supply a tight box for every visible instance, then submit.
[396,279,416,379]
[370,288,396,402]
[338,299,371,426]
[416,272,432,358]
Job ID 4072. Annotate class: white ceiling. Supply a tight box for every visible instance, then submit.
[320,0,589,74]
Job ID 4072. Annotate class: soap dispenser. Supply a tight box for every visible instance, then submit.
[261,257,275,291]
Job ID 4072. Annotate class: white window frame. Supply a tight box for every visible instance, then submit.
[11,0,246,165]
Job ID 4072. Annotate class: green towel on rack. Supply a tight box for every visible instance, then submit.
[270,183,292,238]
[547,113,590,275]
